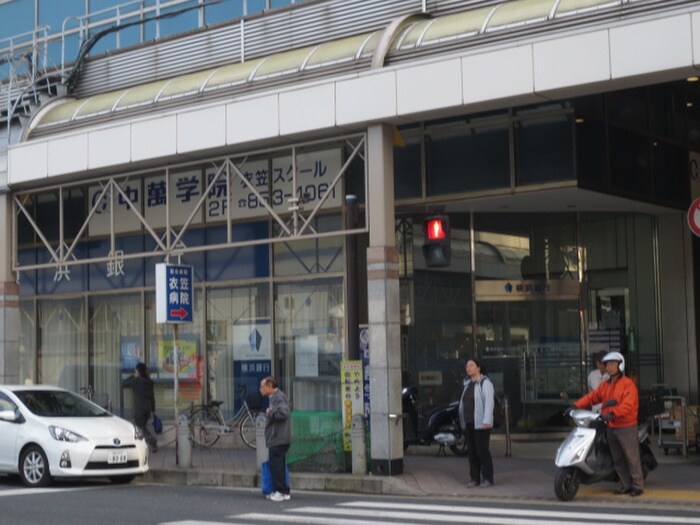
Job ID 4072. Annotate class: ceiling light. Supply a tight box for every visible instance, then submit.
[575,118,585,124]
[687,102,694,108]
[688,76,700,82]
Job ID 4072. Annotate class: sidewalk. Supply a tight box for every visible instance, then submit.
[144,430,700,505]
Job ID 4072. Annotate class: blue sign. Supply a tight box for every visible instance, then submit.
[156,263,193,323]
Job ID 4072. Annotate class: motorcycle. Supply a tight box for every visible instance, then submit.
[402,386,468,456]
[554,399,658,501]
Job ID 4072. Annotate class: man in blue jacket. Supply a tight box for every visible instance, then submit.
[260,376,291,502]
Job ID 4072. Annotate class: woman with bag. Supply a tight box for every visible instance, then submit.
[458,357,495,488]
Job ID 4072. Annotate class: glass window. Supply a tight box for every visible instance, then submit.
[653,140,689,207]
[609,126,652,197]
[206,284,270,419]
[18,250,36,296]
[35,191,59,242]
[88,235,145,291]
[19,301,37,384]
[205,222,270,281]
[515,114,574,185]
[426,118,510,196]
[89,293,142,417]
[0,0,35,41]
[38,297,88,391]
[37,243,87,294]
[607,88,647,131]
[273,215,343,276]
[274,278,343,411]
[145,289,204,418]
[205,0,244,25]
[394,128,422,200]
[575,119,607,188]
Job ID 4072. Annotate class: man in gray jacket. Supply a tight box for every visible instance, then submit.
[260,376,291,502]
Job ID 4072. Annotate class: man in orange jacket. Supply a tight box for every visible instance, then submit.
[573,351,643,497]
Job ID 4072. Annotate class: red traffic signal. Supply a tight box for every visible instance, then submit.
[422,215,450,268]
[426,218,447,240]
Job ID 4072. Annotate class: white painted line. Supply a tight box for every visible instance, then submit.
[285,507,596,525]
[0,487,97,498]
[340,501,700,524]
[231,514,421,525]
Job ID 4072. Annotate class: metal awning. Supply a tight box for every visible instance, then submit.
[27,0,645,137]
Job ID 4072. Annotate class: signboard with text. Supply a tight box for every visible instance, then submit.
[155,264,193,323]
[340,360,364,452]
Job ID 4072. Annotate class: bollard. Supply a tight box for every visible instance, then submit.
[503,396,512,458]
[255,413,268,469]
[177,414,192,467]
[351,414,367,476]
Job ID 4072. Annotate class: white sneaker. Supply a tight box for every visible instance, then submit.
[283,493,291,501]
[268,491,285,502]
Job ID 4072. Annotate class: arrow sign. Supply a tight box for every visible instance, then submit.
[156,263,194,324]
[169,308,189,320]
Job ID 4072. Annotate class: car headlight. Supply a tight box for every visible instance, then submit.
[49,425,87,443]
[133,424,145,440]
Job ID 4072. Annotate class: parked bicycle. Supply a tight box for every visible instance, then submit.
[188,386,262,449]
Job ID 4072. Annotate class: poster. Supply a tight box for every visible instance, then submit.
[359,326,370,421]
[232,320,272,412]
[120,336,143,372]
[295,336,319,377]
[341,360,363,452]
[155,338,198,380]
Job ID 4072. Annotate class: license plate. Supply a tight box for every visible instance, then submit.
[108,451,128,464]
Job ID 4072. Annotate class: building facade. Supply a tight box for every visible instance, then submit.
[2,0,700,474]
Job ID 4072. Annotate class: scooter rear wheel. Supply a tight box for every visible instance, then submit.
[554,467,580,501]
[449,431,468,456]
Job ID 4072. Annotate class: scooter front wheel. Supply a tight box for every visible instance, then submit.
[554,467,580,501]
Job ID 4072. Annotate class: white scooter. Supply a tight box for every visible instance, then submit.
[554,399,658,501]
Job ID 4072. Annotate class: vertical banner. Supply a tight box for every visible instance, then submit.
[340,360,363,452]
[359,326,370,422]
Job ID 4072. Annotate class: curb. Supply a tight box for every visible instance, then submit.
[144,468,423,497]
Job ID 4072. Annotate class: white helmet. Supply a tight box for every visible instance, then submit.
[602,351,625,373]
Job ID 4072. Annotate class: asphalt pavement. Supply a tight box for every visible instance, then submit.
[144,429,700,505]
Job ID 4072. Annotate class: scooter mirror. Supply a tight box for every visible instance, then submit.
[603,398,618,408]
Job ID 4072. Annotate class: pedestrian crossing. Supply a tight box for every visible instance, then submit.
[162,499,700,525]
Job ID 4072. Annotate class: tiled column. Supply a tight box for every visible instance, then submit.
[367,124,403,475]
[0,194,20,383]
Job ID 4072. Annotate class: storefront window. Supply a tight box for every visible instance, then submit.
[89,294,142,417]
[38,297,88,392]
[207,284,270,420]
[274,278,343,412]
[19,301,37,385]
[145,289,204,419]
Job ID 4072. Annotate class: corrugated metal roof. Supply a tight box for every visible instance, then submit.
[28,0,659,136]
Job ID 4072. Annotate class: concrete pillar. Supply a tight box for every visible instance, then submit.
[0,193,20,384]
[366,124,403,475]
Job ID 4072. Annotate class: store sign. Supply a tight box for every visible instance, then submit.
[205,148,342,221]
[145,170,204,230]
[475,279,580,301]
[88,182,142,236]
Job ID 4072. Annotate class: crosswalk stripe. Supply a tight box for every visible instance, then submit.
[231,513,415,525]
[240,508,594,525]
[0,487,96,498]
[341,501,700,524]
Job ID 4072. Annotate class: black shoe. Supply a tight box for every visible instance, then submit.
[614,487,630,495]
[628,489,644,497]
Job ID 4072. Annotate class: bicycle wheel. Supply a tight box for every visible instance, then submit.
[239,411,257,449]
[190,408,221,447]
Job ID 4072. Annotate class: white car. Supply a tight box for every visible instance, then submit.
[0,385,149,487]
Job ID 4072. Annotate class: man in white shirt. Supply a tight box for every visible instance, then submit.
[587,351,609,412]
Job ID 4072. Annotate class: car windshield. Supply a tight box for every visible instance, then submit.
[14,390,109,417]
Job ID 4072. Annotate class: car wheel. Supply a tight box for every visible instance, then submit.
[109,475,136,484]
[19,446,51,487]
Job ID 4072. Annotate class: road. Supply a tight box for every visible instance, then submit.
[1,476,700,525]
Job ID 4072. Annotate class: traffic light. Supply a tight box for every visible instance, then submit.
[422,215,450,267]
